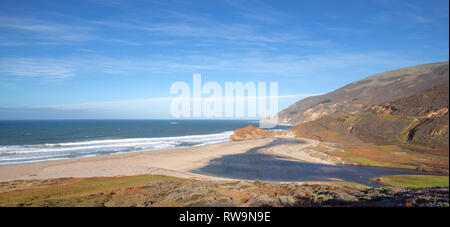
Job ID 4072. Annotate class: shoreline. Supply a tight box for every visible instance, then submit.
[0,136,442,187]
[0,137,335,182]
[0,121,293,166]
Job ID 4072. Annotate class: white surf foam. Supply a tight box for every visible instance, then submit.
[0,131,234,165]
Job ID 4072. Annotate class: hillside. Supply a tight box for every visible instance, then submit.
[275,61,449,124]
[369,82,449,146]
[292,81,449,173]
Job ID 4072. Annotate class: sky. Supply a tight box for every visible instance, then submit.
[0,0,448,119]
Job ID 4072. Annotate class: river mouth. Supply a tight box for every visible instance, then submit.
[190,138,437,187]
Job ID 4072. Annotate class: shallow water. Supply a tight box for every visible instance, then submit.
[191,138,435,187]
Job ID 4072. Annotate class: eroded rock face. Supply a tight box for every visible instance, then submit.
[230,125,274,141]
[427,108,448,118]
[370,105,399,114]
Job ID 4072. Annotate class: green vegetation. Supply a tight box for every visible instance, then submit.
[344,153,390,166]
[350,112,405,122]
[0,175,179,207]
[342,150,417,170]
[373,113,405,121]
[0,175,448,207]
[304,181,370,189]
[331,181,370,188]
[391,119,421,143]
[322,128,339,137]
[372,175,449,188]
[351,113,370,121]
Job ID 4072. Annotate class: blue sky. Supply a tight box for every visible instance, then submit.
[0,0,448,119]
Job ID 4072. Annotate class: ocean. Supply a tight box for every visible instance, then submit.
[0,120,290,166]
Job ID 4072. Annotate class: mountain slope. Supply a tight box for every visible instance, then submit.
[293,81,449,147]
[276,61,449,124]
[369,82,449,146]
[292,81,449,173]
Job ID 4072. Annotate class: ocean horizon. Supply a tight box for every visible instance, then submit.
[0,119,290,166]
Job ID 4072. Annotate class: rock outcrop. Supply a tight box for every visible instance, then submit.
[230,125,274,141]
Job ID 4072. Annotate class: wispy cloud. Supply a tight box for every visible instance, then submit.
[41,93,319,109]
[0,0,318,48]
[0,106,117,119]
[0,81,13,88]
[224,0,287,24]
[0,16,96,43]
[0,91,318,119]
[0,50,428,82]
[0,58,76,80]
[0,15,312,48]
[94,19,306,45]
[0,16,143,46]
[367,10,433,25]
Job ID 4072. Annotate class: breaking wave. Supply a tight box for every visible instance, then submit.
[0,131,233,166]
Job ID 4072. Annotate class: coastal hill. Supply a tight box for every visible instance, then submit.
[290,79,449,173]
[259,61,449,174]
[274,61,449,124]
[293,81,449,149]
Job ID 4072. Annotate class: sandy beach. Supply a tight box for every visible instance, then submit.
[0,138,326,182]
[0,137,432,186]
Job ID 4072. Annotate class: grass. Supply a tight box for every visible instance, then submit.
[341,149,417,170]
[334,141,449,173]
[391,119,420,143]
[0,175,180,207]
[331,181,370,188]
[304,181,370,189]
[371,175,449,188]
[344,152,390,166]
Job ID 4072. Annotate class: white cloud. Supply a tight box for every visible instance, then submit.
[224,0,287,24]
[0,16,97,43]
[0,50,429,81]
[0,58,76,80]
[367,11,433,25]
[41,93,318,109]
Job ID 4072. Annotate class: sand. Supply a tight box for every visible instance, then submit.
[0,138,328,182]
